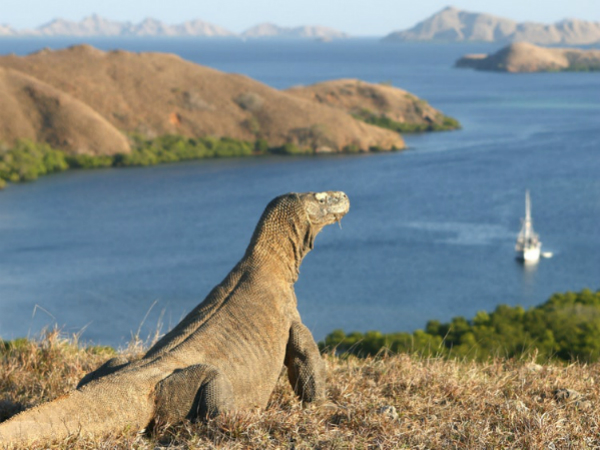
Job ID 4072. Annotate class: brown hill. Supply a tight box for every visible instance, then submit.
[286,79,457,130]
[0,45,404,154]
[384,6,600,45]
[456,42,600,72]
[0,66,130,155]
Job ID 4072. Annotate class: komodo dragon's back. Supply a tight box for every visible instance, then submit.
[0,191,350,447]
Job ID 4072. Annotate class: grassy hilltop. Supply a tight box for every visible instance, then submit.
[1,326,599,448]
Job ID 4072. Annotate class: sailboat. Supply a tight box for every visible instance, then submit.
[515,190,541,263]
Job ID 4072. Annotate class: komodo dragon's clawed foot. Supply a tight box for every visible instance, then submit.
[154,364,235,424]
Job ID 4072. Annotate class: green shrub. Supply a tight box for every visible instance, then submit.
[343,144,361,153]
[352,109,461,133]
[564,63,600,72]
[128,135,254,163]
[66,154,114,169]
[254,138,270,154]
[270,143,312,155]
[0,337,30,353]
[234,92,264,112]
[212,137,253,158]
[0,133,336,189]
[321,289,600,363]
[0,139,69,183]
[440,116,461,130]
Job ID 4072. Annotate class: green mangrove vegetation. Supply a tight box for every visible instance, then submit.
[556,63,600,72]
[352,107,461,133]
[0,140,70,188]
[0,133,407,189]
[321,289,600,363]
[0,136,320,189]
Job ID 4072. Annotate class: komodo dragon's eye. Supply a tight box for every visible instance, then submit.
[315,192,327,204]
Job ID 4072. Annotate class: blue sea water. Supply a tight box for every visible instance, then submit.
[0,38,599,347]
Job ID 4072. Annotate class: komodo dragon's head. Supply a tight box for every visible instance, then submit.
[248,191,350,278]
[300,191,350,231]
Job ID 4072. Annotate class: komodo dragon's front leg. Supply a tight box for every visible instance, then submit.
[154,364,235,424]
[284,321,326,404]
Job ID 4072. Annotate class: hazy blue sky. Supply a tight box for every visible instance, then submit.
[4,0,599,35]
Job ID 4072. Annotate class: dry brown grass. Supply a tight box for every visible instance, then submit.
[2,332,600,449]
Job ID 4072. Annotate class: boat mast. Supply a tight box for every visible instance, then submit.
[522,190,538,244]
[524,190,532,241]
[517,190,536,247]
[516,190,542,260]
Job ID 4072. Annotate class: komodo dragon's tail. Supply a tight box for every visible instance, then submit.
[0,383,155,447]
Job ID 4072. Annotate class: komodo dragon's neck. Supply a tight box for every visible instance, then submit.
[244,194,317,284]
[141,194,318,359]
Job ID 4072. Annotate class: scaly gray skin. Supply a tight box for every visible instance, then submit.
[0,191,350,447]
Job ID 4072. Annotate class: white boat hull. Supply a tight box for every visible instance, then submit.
[517,245,541,262]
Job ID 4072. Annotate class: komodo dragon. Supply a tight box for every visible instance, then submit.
[0,191,350,446]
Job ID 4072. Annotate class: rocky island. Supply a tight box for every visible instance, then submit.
[456,42,600,73]
[384,6,600,46]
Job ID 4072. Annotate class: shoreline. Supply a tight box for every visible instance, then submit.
[0,123,467,191]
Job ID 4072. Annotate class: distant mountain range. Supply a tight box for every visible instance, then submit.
[3,8,599,44]
[0,15,348,39]
[384,6,600,45]
[241,23,348,40]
